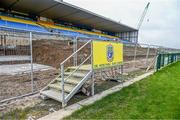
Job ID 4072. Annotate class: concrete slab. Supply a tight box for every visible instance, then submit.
[38,70,154,120]
[0,63,55,75]
[38,104,82,120]
[0,55,30,62]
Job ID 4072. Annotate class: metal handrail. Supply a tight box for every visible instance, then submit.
[61,63,65,107]
[60,39,92,107]
[61,39,91,65]
[64,54,91,82]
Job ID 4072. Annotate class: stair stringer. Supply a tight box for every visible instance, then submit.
[65,70,92,103]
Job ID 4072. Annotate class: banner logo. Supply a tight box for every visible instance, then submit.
[107,44,114,62]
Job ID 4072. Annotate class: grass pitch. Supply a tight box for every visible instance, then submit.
[66,61,180,119]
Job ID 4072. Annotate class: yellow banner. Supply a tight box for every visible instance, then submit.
[92,40,123,69]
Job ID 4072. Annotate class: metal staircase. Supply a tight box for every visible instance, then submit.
[40,40,93,107]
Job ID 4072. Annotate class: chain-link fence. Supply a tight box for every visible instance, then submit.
[0,26,180,104]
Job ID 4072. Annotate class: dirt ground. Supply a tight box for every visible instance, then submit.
[0,69,58,101]
[0,58,153,101]
[33,40,74,68]
[0,57,155,119]
[0,68,148,119]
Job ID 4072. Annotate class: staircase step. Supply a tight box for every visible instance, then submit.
[64,72,88,78]
[41,89,67,102]
[40,64,92,105]
[57,77,81,85]
[48,83,75,93]
[67,65,91,72]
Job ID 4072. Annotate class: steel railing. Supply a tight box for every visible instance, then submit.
[60,39,92,106]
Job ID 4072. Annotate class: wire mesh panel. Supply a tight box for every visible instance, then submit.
[0,27,33,101]
[0,30,77,102]
[123,43,159,75]
[135,44,158,69]
[30,33,75,92]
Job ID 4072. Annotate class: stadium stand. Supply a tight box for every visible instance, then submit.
[39,22,117,39]
[38,21,119,40]
[0,15,118,40]
[0,0,138,43]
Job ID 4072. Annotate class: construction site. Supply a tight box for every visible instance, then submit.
[0,0,180,119]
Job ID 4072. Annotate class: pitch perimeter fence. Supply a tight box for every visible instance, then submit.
[156,53,180,71]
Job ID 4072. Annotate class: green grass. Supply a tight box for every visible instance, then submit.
[66,61,180,119]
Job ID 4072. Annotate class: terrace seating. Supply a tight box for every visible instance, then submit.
[0,15,36,25]
[0,15,119,40]
[0,16,49,33]
[0,20,6,26]
[52,28,89,38]
[39,22,117,40]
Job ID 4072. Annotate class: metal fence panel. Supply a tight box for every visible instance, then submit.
[0,28,33,102]
[156,53,180,71]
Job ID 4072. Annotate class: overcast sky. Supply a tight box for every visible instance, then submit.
[65,0,180,49]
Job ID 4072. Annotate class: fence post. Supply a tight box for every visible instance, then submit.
[145,44,150,66]
[171,54,174,63]
[162,54,165,67]
[73,36,78,66]
[133,43,137,68]
[156,54,161,71]
[30,32,34,92]
[61,64,66,107]
[168,54,170,64]
[91,40,94,96]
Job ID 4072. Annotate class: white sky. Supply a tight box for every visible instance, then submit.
[65,0,180,49]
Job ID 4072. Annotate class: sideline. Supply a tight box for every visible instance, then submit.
[38,71,154,120]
